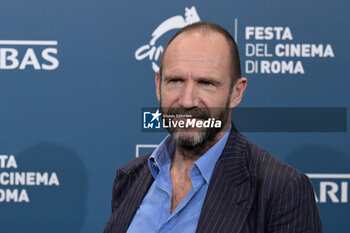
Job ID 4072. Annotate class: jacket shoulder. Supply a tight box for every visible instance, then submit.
[243,141,322,232]
[119,152,152,175]
[109,152,153,211]
[246,141,304,177]
[245,140,311,198]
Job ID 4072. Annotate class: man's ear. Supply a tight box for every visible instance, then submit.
[155,71,161,102]
[230,77,247,108]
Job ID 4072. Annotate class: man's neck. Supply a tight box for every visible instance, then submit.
[169,122,231,213]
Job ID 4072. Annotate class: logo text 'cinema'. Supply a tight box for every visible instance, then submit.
[0,40,59,70]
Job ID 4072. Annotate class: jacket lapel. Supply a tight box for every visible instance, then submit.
[108,154,154,233]
[196,128,257,233]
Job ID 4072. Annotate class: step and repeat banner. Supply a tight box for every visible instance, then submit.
[0,0,349,232]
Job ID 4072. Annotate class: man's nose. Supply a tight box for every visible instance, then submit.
[178,82,198,108]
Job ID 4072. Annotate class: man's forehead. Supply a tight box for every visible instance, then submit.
[162,31,230,66]
[166,30,229,51]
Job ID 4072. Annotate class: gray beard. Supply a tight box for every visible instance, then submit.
[160,101,230,151]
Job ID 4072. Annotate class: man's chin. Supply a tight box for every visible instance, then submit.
[170,128,209,150]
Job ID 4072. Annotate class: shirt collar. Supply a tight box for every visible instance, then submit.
[148,135,174,179]
[148,124,232,182]
[194,124,231,183]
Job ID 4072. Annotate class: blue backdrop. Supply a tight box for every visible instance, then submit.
[0,0,349,232]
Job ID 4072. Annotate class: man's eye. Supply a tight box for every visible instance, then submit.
[169,79,182,84]
[199,81,213,86]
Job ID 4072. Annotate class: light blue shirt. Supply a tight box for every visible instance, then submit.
[127,125,231,233]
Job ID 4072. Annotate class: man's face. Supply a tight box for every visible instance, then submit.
[156,32,234,149]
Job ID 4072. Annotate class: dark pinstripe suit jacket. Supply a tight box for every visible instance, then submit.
[104,126,323,233]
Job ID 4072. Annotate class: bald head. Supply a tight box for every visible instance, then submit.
[159,22,242,87]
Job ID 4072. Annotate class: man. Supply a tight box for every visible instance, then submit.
[104,22,322,233]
